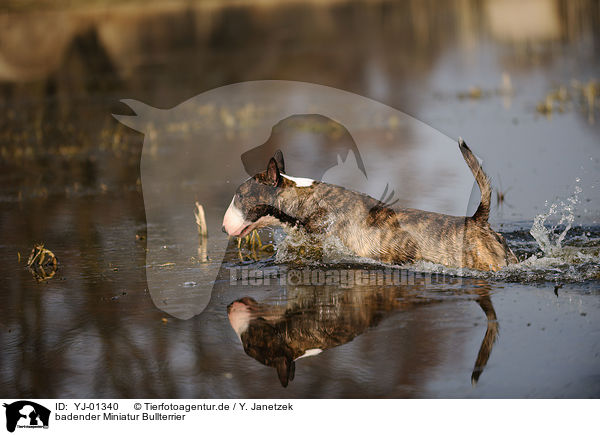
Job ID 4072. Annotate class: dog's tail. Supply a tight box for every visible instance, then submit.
[459,138,491,224]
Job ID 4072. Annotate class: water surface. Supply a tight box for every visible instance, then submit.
[1,0,599,398]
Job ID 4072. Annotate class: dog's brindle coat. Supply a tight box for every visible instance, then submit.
[227,287,499,387]
[223,140,517,271]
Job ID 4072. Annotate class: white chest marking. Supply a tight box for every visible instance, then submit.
[295,348,323,360]
[282,174,315,187]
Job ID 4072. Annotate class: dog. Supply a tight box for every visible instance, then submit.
[226,286,430,387]
[222,139,518,271]
[227,285,499,387]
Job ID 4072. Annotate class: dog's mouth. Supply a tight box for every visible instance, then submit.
[236,217,277,238]
[239,224,254,238]
[225,215,280,238]
[226,221,255,238]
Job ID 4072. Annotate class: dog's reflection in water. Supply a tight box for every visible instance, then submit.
[227,283,498,387]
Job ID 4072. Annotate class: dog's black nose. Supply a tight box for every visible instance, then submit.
[222,226,227,234]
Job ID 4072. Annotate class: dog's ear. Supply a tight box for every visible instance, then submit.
[266,157,282,187]
[274,356,295,388]
[273,149,285,174]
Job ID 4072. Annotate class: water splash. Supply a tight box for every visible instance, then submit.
[274,227,364,265]
[530,180,582,256]
[270,180,599,282]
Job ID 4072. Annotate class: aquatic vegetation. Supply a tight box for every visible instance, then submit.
[457,86,484,100]
[495,176,512,209]
[536,79,599,123]
[26,244,58,282]
[536,85,570,117]
[237,229,275,262]
[456,73,514,101]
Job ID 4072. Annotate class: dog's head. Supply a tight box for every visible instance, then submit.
[227,297,296,387]
[222,150,311,237]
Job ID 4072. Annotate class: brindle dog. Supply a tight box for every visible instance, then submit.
[227,285,499,387]
[222,139,517,271]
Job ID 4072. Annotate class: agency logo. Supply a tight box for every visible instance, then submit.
[113,80,476,320]
[3,401,50,433]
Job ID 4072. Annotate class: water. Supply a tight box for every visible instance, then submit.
[270,186,600,284]
[530,181,582,257]
[1,0,599,398]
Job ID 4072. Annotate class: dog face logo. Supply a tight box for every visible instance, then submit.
[114,80,474,319]
[3,401,50,433]
[240,114,367,182]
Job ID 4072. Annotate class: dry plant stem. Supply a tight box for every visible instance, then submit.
[194,202,209,262]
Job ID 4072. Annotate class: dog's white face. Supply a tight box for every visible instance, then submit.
[222,150,320,243]
[222,153,294,238]
[223,197,251,237]
[222,195,283,237]
[221,171,280,237]
[227,301,252,339]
